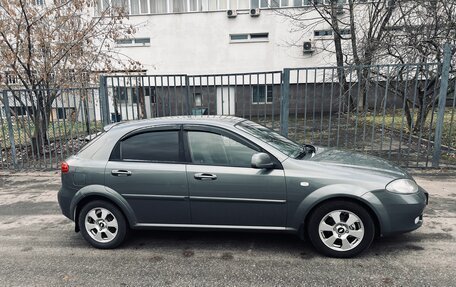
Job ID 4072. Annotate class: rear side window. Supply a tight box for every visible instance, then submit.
[121,131,180,162]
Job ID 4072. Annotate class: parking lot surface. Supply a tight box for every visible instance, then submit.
[0,170,455,287]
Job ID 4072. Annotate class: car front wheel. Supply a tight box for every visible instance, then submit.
[78,200,128,249]
[307,200,375,258]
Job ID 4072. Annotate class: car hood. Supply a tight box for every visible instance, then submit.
[307,147,410,178]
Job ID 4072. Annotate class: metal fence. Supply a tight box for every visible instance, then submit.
[0,59,455,170]
[0,88,102,169]
[282,63,455,168]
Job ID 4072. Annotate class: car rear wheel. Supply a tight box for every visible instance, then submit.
[307,200,375,258]
[78,200,127,249]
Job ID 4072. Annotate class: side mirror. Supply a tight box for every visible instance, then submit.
[251,153,274,169]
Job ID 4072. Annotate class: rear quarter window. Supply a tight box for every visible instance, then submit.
[76,132,107,158]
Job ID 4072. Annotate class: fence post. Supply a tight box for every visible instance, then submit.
[185,75,192,115]
[99,76,110,126]
[2,90,17,169]
[432,43,452,167]
[280,69,290,137]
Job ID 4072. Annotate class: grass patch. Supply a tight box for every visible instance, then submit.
[360,108,455,148]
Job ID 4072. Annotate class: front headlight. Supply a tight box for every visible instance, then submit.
[386,179,419,194]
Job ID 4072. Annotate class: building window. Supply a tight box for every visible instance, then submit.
[236,0,249,9]
[314,30,332,36]
[257,0,280,8]
[97,0,348,16]
[112,0,130,13]
[314,29,350,37]
[150,0,168,13]
[251,0,259,8]
[115,38,151,47]
[140,0,149,13]
[131,0,139,14]
[202,0,227,10]
[252,85,273,104]
[230,33,269,43]
[57,108,66,120]
[193,93,202,107]
[56,108,75,120]
[171,0,188,12]
[95,0,111,16]
[114,87,129,104]
[323,0,347,4]
[11,106,34,116]
[189,0,201,11]
[34,0,45,5]
[5,73,18,85]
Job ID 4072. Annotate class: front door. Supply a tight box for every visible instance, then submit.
[184,126,287,227]
[216,86,235,115]
[105,127,190,224]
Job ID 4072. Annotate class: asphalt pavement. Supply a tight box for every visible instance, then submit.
[0,170,455,287]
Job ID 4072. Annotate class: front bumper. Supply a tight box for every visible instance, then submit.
[362,186,428,236]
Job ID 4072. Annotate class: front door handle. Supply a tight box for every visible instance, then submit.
[111,170,132,176]
[194,173,217,180]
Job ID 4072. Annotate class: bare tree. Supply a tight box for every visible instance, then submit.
[278,0,400,109]
[278,0,455,133]
[379,0,456,133]
[0,0,139,153]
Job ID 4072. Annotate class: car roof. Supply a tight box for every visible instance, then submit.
[104,115,246,132]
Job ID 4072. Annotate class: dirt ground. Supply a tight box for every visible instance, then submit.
[0,169,455,287]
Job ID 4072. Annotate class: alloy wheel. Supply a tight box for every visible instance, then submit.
[318,209,365,252]
[84,207,119,243]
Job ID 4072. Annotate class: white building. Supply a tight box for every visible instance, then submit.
[94,1,352,119]
[98,0,343,75]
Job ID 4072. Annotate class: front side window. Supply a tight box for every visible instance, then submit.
[187,131,258,167]
[121,131,180,162]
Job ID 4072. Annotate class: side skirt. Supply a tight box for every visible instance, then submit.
[133,223,297,232]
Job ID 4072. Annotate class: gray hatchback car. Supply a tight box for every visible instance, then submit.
[58,116,428,258]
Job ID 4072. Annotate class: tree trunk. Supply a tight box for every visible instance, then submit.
[357,67,370,111]
[404,100,413,132]
[330,1,354,110]
[31,116,45,156]
[413,105,431,134]
[30,103,51,157]
[138,87,147,119]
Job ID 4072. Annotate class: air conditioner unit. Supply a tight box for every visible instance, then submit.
[250,8,260,17]
[227,9,237,18]
[303,41,315,54]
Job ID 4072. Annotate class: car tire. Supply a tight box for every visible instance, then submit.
[307,200,375,258]
[78,200,128,249]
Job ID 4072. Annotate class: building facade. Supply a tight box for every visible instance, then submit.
[99,0,342,75]
[95,0,354,119]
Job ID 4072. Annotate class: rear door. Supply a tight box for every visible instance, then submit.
[105,126,191,224]
[184,125,287,227]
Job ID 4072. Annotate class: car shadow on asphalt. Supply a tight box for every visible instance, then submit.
[114,228,447,259]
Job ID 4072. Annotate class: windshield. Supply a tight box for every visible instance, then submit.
[235,120,302,158]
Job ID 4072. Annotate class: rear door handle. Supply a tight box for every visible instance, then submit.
[111,170,132,176]
[194,173,217,180]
